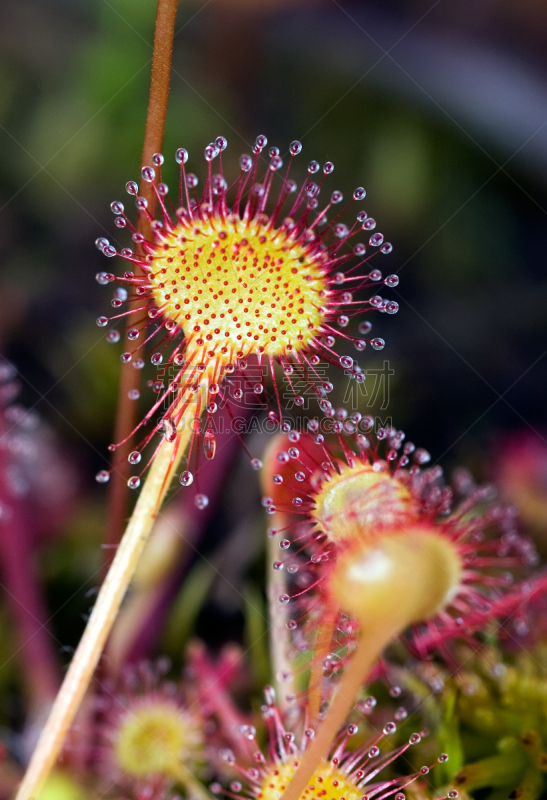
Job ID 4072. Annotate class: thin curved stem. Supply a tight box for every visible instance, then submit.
[14,400,197,800]
[141,0,179,182]
[280,622,400,800]
[104,0,179,569]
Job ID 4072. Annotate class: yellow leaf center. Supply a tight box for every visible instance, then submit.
[114,702,197,780]
[258,760,362,800]
[312,462,419,544]
[150,216,328,363]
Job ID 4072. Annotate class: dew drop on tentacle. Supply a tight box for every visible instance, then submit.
[95,237,110,252]
[414,448,431,465]
[162,418,177,443]
[254,134,268,152]
[204,144,219,162]
[240,154,252,172]
[203,429,216,460]
[141,166,155,182]
[180,470,193,487]
[113,287,127,302]
[176,148,189,164]
[369,233,384,247]
[347,723,358,736]
[195,493,209,510]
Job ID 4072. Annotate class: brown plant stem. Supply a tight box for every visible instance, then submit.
[279,622,401,800]
[104,0,179,570]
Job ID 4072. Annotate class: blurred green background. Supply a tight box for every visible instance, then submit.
[2,0,547,472]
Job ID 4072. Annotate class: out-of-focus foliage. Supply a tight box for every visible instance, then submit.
[408,644,547,798]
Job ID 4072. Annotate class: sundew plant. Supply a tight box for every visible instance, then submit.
[7,2,547,800]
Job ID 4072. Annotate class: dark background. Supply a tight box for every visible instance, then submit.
[2,0,547,472]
